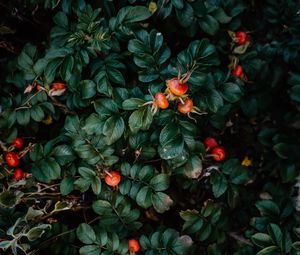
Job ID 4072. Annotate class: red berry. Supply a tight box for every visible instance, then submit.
[5,152,20,167]
[52,82,66,90]
[104,171,121,187]
[167,77,188,96]
[232,65,244,78]
[12,137,23,149]
[235,31,248,45]
[178,98,193,114]
[154,92,169,109]
[14,168,25,181]
[204,137,218,150]
[128,239,140,253]
[211,147,226,162]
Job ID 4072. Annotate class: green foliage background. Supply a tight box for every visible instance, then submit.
[0,0,300,254]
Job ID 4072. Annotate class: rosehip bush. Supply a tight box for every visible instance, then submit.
[0,0,300,254]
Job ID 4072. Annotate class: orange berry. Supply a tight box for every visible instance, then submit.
[167,77,188,96]
[178,98,193,114]
[154,92,169,109]
[128,239,140,253]
[52,82,66,90]
[104,171,121,187]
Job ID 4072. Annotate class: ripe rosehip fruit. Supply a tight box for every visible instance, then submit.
[52,82,66,90]
[212,147,226,162]
[12,137,23,149]
[232,65,244,78]
[204,137,218,150]
[5,152,20,167]
[14,168,25,181]
[128,239,140,253]
[167,77,188,96]
[104,171,121,187]
[178,98,193,114]
[154,92,169,109]
[235,31,248,45]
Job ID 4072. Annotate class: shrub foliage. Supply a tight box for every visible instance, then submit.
[0,0,300,254]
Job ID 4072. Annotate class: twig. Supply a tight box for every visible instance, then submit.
[228,232,253,246]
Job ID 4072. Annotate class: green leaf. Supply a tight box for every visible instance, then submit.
[80,80,96,99]
[128,107,153,133]
[252,233,273,248]
[91,176,102,195]
[92,200,112,215]
[79,245,100,255]
[103,116,125,145]
[136,186,152,208]
[256,246,278,255]
[74,178,91,192]
[220,82,242,103]
[289,85,300,102]
[152,192,173,213]
[79,167,96,179]
[292,241,300,250]
[122,98,146,110]
[122,6,152,24]
[158,134,184,160]
[30,105,45,122]
[205,90,224,113]
[53,201,73,212]
[256,200,280,217]
[16,109,31,125]
[31,158,61,183]
[273,143,289,159]
[183,155,202,179]
[268,224,282,246]
[210,171,228,198]
[52,144,75,165]
[60,177,74,195]
[26,224,51,241]
[199,15,219,35]
[76,223,96,244]
[0,190,23,208]
[64,115,80,134]
[25,207,44,221]
[94,99,119,117]
[150,174,170,192]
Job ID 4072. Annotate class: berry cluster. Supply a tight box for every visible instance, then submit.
[230,31,250,79]
[5,138,26,180]
[204,137,226,162]
[151,76,205,119]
